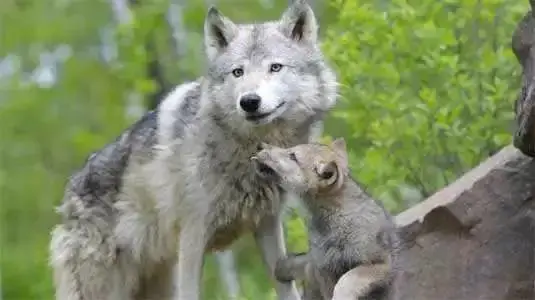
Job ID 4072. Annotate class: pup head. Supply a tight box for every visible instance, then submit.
[251,138,349,195]
[202,0,337,131]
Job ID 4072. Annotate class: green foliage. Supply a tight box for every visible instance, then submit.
[285,211,309,253]
[323,0,524,213]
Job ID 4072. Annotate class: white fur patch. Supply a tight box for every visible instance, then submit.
[158,81,200,145]
[234,76,290,125]
[255,81,284,113]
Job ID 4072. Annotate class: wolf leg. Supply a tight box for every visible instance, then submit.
[175,217,207,300]
[50,224,137,300]
[136,260,177,300]
[215,250,241,299]
[254,214,301,300]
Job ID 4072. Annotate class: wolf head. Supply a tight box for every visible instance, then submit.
[201,0,337,133]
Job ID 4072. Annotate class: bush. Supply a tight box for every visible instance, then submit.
[323,0,526,213]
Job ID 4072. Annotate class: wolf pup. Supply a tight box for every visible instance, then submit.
[251,139,398,300]
[49,1,337,300]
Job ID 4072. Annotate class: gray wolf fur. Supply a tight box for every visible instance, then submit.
[251,139,398,300]
[48,1,338,299]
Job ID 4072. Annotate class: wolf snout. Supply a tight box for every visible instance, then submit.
[239,93,261,113]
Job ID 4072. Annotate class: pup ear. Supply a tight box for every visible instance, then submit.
[279,0,318,43]
[204,6,238,61]
[316,161,337,181]
[331,137,348,167]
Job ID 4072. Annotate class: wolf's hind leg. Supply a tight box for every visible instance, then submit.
[50,224,137,300]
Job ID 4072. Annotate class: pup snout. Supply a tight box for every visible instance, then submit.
[239,93,261,113]
[251,152,277,179]
[251,149,269,162]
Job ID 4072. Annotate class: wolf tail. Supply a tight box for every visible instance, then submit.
[331,262,391,300]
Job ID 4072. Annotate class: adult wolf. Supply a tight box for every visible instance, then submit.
[49,1,338,300]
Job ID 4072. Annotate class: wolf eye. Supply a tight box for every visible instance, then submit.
[232,68,244,78]
[289,152,298,162]
[269,63,283,73]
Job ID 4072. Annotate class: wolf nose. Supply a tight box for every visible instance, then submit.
[239,94,261,113]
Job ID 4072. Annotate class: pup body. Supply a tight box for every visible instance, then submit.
[252,140,398,300]
[49,1,338,299]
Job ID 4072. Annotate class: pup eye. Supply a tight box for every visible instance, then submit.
[232,68,244,78]
[316,162,337,180]
[289,152,298,162]
[269,63,283,73]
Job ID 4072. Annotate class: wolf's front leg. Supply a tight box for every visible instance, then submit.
[254,214,301,300]
[176,217,207,300]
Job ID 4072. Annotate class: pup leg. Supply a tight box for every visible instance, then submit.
[254,214,301,300]
[50,225,135,300]
[275,253,326,300]
[331,263,390,300]
[274,252,310,282]
[301,263,324,300]
[175,217,207,300]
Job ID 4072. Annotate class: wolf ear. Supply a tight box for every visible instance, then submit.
[204,6,238,61]
[279,0,318,43]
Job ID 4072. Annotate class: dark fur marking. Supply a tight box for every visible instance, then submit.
[68,110,159,208]
[291,13,306,41]
[171,87,201,140]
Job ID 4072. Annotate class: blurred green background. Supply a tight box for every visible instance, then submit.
[0,0,527,299]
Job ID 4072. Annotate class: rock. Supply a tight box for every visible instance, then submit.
[393,145,535,300]
[511,2,535,157]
